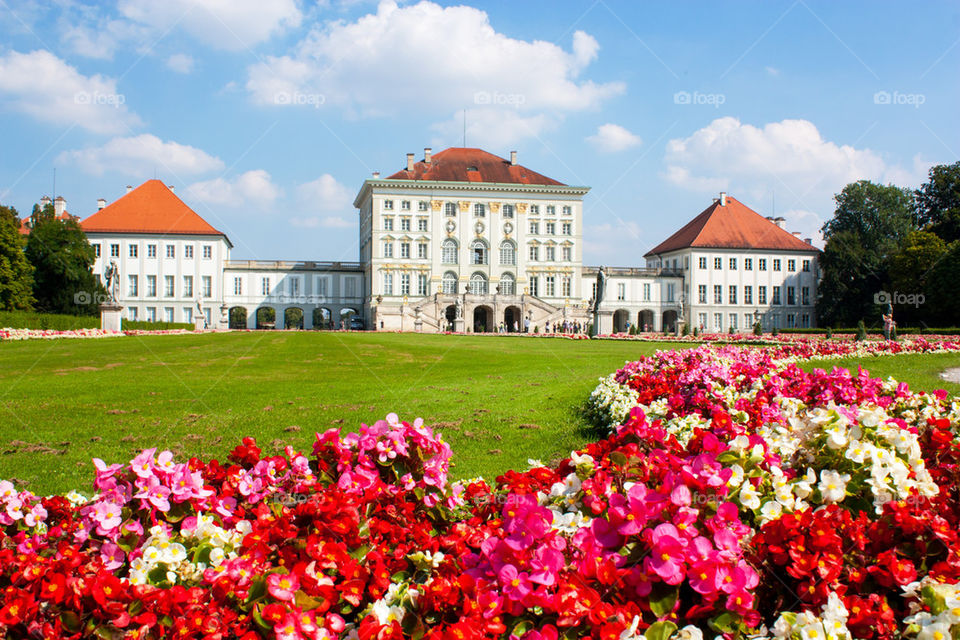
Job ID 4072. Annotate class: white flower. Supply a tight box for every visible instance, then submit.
[794,468,817,499]
[818,470,849,503]
[739,481,761,510]
[844,440,868,463]
[825,426,848,450]
[676,626,703,640]
[916,622,951,640]
[760,500,783,522]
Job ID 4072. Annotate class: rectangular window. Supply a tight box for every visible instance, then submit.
[759,259,767,271]
[562,205,572,215]
[316,277,328,298]
[233,277,242,295]
[529,245,539,261]
[788,259,796,271]
[400,218,411,232]
[529,221,539,235]
[530,276,539,297]
[617,282,626,301]
[714,313,723,331]
[729,257,736,270]
[698,285,707,303]
[418,201,428,211]
[444,202,457,217]
[400,242,410,259]
[802,286,810,305]
[400,273,410,296]
[184,245,194,259]
[166,245,175,258]
[562,246,572,262]
[758,286,768,305]
[417,218,428,231]
[147,275,157,297]
[400,200,410,211]
[562,222,572,236]
[184,307,192,324]
[772,286,781,305]
[729,313,737,330]
[729,285,737,304]
[202,245,212,259]
[146,307,156,322]
[802,259,811,272]
[345,278,357,297]
[744,285,753,305]
[417,242,427,259]
[383,242,394,258]
[546,276,556,297]
[164,275,174,297]
[503,204,514,218]
[746,313,754,329]
[183,275,193,297]
[561,276,571,297]
[546,205,555,215]
[384,200,394,210]
[384,217,394,231]
[697,313,707,329]
[787,286,796,305]
[165,307,174,323]
[802,313,810,328]
[643,283,651,302]
[128,307,138,321]
[147,244,156,258]
[773,259,781,271]
[666,283,675,302]
[714,257,722,269]
[110,244,119,257]
[699,257,707,269]
[93,244,101,257]
[744,258,753,270]
[383,273,393,295]
[787,314,796,328]
[546,222,555,235]
[129,244,138,258]
[128,275,138,296]
[545,246,555,261]
[417,274,428,296]
[261,277,270,295]
[714,285,722,304]
[474,203,485,217]
[287,277,298,297]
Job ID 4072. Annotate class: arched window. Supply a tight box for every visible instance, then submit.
[471,239,488,265]
[442,271,458,294]
[441,238,458,264]
[445,202,457,216]
[499,239,516,266]
[500,272,515,295]
[469,272,488,295]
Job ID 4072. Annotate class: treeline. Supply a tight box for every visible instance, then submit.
[818,161,960,328]
[0,201,104,315]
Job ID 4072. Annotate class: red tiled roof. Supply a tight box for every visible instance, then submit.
[645,195,817,255]
[386,148,565,185]
[19,210,78,235]
[80,180,227,238]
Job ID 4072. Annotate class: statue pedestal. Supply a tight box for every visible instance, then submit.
[193,317,206,331]
[453,319,465,333]
[590,311,600,337]
[675,320,685,337]
[100,304,123,332]
[218,304,229,330]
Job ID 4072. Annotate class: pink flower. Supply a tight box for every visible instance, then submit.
[688,559,719,595]
[274,613,304,640]
[24,504,46,528]
[134,476,171,512]
[498,564,532,602]
[155,450,176,474]
[92,500,123,533]
[99,541,125,570]
[130,448,157,478]
[529,546,564,586]
[267,572,300,602]
[646,524,686,585]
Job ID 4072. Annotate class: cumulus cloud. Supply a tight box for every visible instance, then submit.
[430,109,555,150]
[587,123,642,153]
[186,170,281,209]
[57,135,224,177]
[166,53,195,74]
[0,49,140,134]
[246,0,623,115]
[296,174,353,211]
[118,0,302,50]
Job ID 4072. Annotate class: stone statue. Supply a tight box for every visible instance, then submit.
[455,297,463,319]
[195,298,206,328]
[592,266,606,314]
[103,260,119,303]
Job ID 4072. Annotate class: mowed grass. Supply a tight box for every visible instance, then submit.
[799,350,960,397]
[0,332,667,495]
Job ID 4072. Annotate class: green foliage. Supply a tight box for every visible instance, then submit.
[856,320,867,341]
[681,323,690,336]
[915,161,960,243]
[693,326,699,337]
[772,326,779,337]
[24,207,104,315]
[925,241,960,326]
[888,230,947,326]
[818,181,916,326]
[0,310,98,330]
[826,326,833,339]
[0,204,35,311]
[753,322,761,336]
[122,320,193,331]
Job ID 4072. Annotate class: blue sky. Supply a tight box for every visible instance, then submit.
[1,0,957,265]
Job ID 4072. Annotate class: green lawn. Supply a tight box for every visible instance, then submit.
[0,332,667,495]
[800,350,960,397]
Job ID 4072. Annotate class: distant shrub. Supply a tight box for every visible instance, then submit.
[0,311,99,330]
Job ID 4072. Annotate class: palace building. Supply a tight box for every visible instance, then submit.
[72,147,819,332]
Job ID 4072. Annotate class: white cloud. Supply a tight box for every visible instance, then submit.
[765,66,780,76]
[296,174,353,211]
[186,170,281,209]
[57,134,224,177]
[430,108,555,150]
[62,18,146,60]
[118,0,302,51]
[166,53,195,74]
[587,123,642,153]
[246,0,623,115]
[0,49,140,134]
[290,216,353,229]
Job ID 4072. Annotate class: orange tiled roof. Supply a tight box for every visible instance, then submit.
[18,210,78,235]
[80,180,226,238]
[645,195,817,255]
[386,148,565,185]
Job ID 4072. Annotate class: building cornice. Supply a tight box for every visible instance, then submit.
[353,179,590,208]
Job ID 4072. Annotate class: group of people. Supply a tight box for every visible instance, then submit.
[493,319,587,334]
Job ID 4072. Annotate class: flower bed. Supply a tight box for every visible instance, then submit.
[2,339,960,639]
[0,328,202,341]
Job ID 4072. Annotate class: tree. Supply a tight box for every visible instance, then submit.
[817,181,916,326]
[24,205,103,315]
[916,162,960,243]
[925,241,960,327]
[888,230,947,326]
[0,204,34,311]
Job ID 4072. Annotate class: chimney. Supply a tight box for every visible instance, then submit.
[126,185,133,194]
[406,153,415,172]
[719,191,727,206]
[372,171,380,179]
[167,184,175,193]
[40,195,51,209]
[54,196,66,217]
[510,150,518,166]
[775,217,786,229]
[97,198,106,210]
[424,147,432,164]
[804,237,813,245]
[792,231,801,238]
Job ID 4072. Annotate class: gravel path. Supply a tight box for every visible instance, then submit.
[940,368,960,383]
